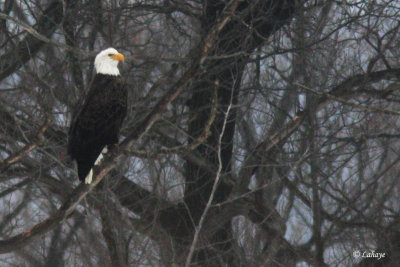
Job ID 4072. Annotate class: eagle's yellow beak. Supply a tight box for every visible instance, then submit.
[112,53,125,62]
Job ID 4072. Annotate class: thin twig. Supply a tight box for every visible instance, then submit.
[0,117,51,173]
[124,81,219,158]
[184,88,233,267]
[0,12,90,56]
[295,82,400,116]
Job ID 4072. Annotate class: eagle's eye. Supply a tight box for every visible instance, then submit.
[108,53,113,56]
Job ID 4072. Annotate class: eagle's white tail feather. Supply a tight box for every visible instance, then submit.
[84,147,108,184]
[94,153,104,165]
[85,170,93,184]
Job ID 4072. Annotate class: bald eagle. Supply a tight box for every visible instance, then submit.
[68,48,127,184]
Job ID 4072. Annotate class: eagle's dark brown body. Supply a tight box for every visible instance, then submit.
[68,74,127,181]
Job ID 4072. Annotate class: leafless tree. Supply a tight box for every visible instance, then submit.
[1,0,400,266]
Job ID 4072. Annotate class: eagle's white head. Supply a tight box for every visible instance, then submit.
[94,47,125,76]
